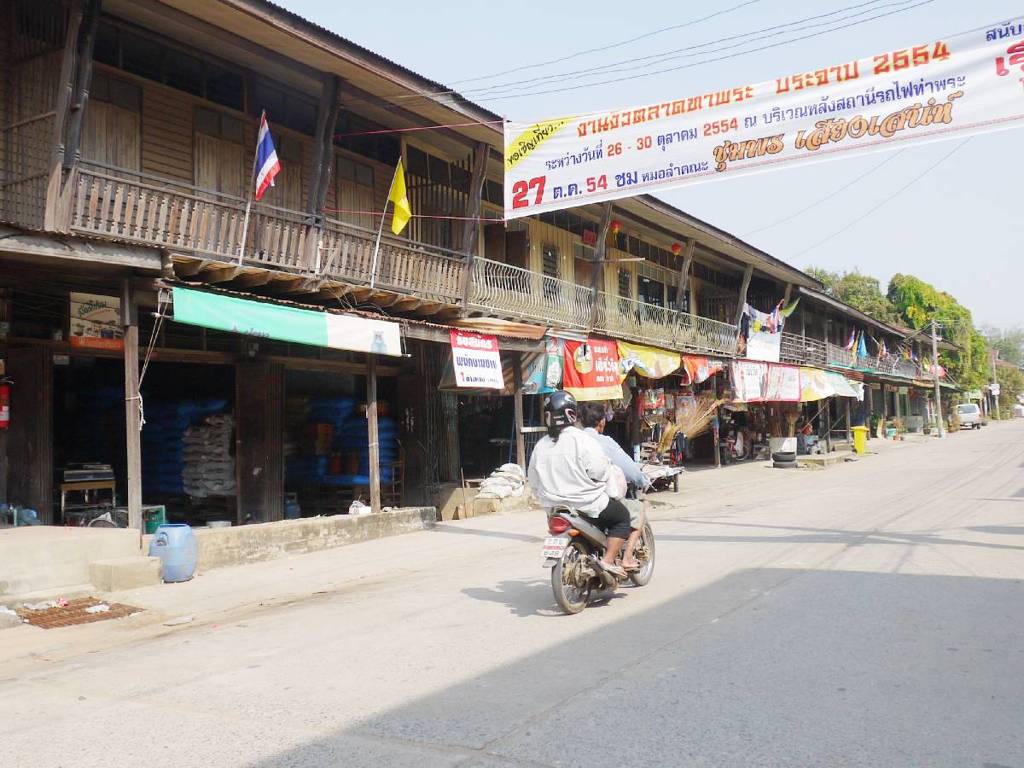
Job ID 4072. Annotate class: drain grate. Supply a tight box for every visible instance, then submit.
[16,597,141,630]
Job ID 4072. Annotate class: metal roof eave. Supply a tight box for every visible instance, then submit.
[798,286,909,338]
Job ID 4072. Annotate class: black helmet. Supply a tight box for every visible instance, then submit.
[543,390,578,438]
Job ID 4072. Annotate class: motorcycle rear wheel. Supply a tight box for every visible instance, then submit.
[630,523,656,587]
[552,539,592,614]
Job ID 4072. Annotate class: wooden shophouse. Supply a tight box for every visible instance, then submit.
[0,0,825,531]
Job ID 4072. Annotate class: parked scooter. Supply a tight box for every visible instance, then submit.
[542,498,656,614]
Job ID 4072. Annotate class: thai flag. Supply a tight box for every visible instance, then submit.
[844,328,856,351]
[254,112,281,202]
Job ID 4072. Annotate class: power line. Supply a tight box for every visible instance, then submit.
[453,0,906,100]
[447,0,764,86]
[793,138,971,258]
[744,149,906,237]
[387,0,933,107]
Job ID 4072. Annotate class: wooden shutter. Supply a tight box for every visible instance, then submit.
[82,101,141,172]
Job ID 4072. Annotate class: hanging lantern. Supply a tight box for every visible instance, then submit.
[671,242,683,256]
[609,219,622,235]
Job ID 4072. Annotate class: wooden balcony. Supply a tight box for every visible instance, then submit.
[779,333,921,378]
[780,333,827,367]
[63,166,466,306]
[57,166,739,355]
[468,258,738,356]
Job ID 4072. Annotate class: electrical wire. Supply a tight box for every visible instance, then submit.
[448,0,908,100]
[743,149,907,237]
[464,0,937,104]
[447,0,765,86]
[380,0,934,109]
[792,138,970,258]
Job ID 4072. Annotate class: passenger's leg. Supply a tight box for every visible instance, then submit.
[597,499,632,572]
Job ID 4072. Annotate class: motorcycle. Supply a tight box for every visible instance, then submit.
[542,499,656,614]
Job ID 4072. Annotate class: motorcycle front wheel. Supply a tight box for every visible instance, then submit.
[552,539,592,614]
[629,523,656,587]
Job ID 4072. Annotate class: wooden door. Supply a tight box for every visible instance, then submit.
[505,230,528,269]
[483,223,505,262]
[235,361,284,524]
[195,134,245,198]
[574,258,594,290]
[7,347,54,522]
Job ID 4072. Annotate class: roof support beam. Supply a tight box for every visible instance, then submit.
[734,264,754,327]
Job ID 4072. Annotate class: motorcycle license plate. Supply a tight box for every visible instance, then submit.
[542,536,568,563]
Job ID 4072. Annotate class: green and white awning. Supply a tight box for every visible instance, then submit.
[171,288,402,357]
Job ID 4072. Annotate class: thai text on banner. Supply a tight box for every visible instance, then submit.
[450,330,504,390]
[504,18,1024,218]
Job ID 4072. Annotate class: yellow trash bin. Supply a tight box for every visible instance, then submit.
[851,425,868,455]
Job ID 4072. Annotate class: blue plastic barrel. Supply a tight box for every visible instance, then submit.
[148,524,198,583]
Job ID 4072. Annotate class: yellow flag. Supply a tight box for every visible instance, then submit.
[388,158,412,235]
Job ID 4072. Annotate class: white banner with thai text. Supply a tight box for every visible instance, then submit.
[504,19,1024,217]
[450,330,504,390]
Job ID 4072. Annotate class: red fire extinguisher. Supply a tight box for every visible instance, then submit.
[0,380,10,430]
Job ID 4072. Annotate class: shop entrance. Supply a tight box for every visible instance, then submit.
[284,367,403,517]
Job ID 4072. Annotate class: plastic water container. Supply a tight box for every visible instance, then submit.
[148,524,198,583]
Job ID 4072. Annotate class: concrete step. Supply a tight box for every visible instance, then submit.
[90,556,162,592]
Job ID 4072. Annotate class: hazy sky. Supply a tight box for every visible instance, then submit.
[286,0,1021,328]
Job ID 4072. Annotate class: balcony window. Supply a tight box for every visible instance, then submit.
[337,156,375,230]
[542,245,560,301]
[164,49,203,97]
[82,73,141,172]
[618,269,632,298]
[195,107,245,198]
[639,276,664,307]
[121,31,163,83]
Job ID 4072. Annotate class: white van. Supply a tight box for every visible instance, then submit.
[957,403,982,429]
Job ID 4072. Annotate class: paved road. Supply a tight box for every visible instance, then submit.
[3,424,1023,768]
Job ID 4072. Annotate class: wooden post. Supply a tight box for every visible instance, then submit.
[308,75,340,217]
[845,398,853,444]
[712,407,722,468]
[734,264,754,326]
[589,202,614,328]
[512,353,526,469]
[459,141,490,308]
[122,278,143,538]
[63,0,102,173]
[367,354,382,514]
[672,238,695,340]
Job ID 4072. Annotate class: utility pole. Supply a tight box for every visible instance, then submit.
[991,349,1002,420]
[930,319,945,438]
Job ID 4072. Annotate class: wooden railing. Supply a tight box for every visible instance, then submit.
[63,166,741,353]
[781,334,923,378]
[780,333,828,366]
[320,218,465,305]
[66,167,465,304]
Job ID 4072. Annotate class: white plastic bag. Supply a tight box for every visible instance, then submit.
[605,465,627,500]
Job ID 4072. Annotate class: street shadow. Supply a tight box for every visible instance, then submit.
[968,526,1024,536]
[246,569,1024,768]
[430,523,544,544]
[461,579,559,618]
[653,519,1024,552]
[462,578,627,618]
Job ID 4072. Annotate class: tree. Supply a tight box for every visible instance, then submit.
[887,274,990,390]
[982,325,1024,367]
[805,267,901,324]
[996,364,1024,414]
